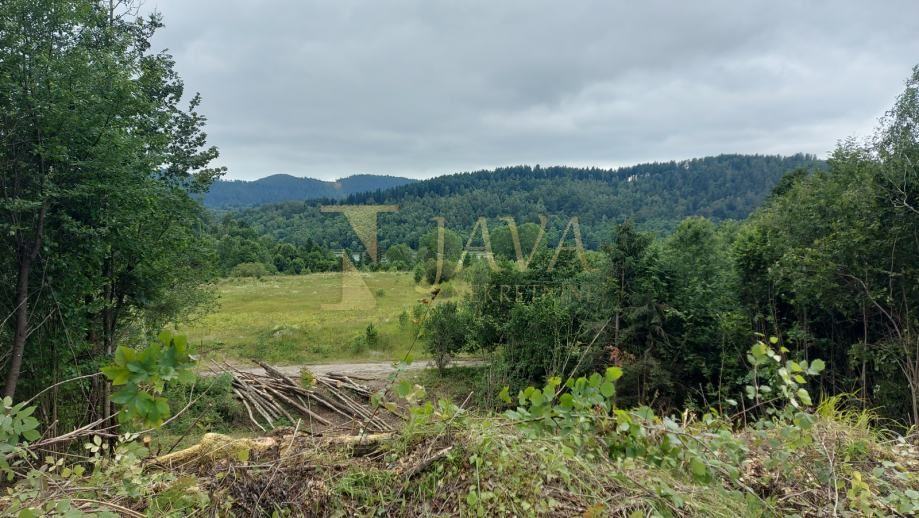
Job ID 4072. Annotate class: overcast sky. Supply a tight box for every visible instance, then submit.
[146,1,919,181]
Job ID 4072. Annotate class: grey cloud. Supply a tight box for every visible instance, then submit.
[147,0,919,180]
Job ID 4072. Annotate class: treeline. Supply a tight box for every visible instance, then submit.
[211,216,339,277]
[210,151,817,282]
[229,154,823,253]
[0,0,223,432]
[422,68,919,425]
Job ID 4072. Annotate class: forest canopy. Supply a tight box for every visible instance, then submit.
[230,154,823,253]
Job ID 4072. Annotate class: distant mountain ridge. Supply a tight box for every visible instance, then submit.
[231,154,825,251]
[203,173,417,207]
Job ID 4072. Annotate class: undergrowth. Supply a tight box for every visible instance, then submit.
[3,341,919,516]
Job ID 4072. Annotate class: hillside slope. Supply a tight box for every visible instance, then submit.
[203,173,416,207]
[232,154,823,251]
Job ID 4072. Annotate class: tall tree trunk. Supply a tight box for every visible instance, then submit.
[4,255,32,398]
[3,203,46,399]
[101,256,115,427]
[861,301,868,407]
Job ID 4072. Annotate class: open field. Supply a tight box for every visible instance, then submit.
[175,272,463,365]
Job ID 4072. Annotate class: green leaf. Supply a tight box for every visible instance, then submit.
[154,397,170,420]
[750,342,768,359]
[498,386,512,404]
[599,382,615,398]
[19,416,38,431]
[689,456,707,478]
[808,359,826,375]
[111,384,139,405]
[605,366,623,381]
[559,393,574,408]
[113,346,134,366]
[529,391,544,407]
[100,365,131,385]
[157,330,172,347]
[797,388,813,406]
[172,334,188,352]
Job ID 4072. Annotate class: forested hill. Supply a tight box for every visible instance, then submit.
[231,154,823,251]
[202,173,416,207]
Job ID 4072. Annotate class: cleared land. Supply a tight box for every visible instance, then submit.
[176,272,459,365]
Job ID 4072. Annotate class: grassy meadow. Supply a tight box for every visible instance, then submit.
[176,272,458,365]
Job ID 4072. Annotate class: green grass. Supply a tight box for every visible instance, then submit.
[175,272,459,365]
[408,366,486,405]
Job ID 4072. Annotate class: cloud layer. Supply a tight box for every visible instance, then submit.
[148,0,919,180]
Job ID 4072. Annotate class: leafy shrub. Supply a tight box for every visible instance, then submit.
[501,340,825,479]
[350,323,385,353]
[424,258,455,284]
[486,292,601,397]
[229,262,273,278]
[0,397,40,479]
[160,373,247,435]
[8,433,211,516]
[300,368,315,387]
[365,323,380,346]
[411,303,426,324]
[101,332,196,428]
[349,336,369,354]
[438,282,456,298]
[422,302,472,372]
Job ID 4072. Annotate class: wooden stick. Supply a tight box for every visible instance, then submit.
[233,387,266,432]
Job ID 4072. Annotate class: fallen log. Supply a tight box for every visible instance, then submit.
[153,431,394,468]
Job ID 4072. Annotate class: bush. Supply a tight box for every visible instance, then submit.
[160,373,247,435]
[229,262,273,278]
[300,368,315,387]
[424,258,455,284]
[423,302,472,372]
[350,323,385,353]
[438,282,456,298]
[364,322,380,346]
[489,293,599,395]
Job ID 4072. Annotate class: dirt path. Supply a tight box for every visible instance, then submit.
[215,359,483,380]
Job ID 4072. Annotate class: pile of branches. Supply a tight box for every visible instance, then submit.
[218,361,396,433]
